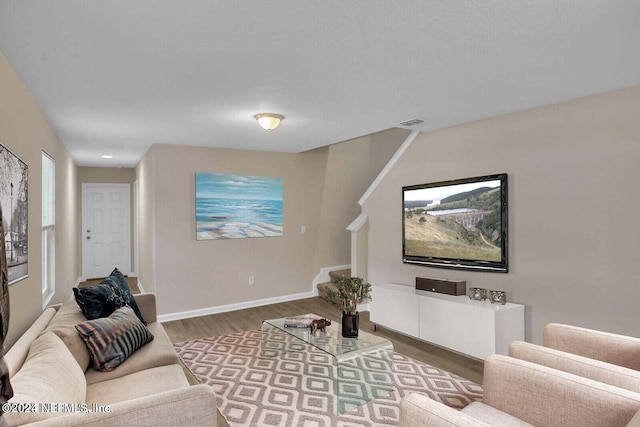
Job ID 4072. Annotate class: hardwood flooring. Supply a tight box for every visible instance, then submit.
[163,297,483,426]
[162,296,484,384]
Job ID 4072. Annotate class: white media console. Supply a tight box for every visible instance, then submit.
[369,282,525,359]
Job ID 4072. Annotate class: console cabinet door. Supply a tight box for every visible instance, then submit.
[419,297,495,359]
[370,286,420,338]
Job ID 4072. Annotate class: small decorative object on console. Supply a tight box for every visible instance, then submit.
[468,287,487,301]
[490,290,507,305]
[310,318,331,335]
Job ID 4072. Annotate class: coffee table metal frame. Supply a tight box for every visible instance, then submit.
[261,313,394,415]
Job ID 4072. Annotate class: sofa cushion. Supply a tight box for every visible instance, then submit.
[41,299,91,371]
[5,307,56,378]
[461,402,534,427]
[4,332,86,425]
[76,306,154,372]
[86,363,190,405]
[84,321,179,385]
[73,279,130,320]
[107,267,146,324]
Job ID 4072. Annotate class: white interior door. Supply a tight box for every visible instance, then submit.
[82,183,131,279]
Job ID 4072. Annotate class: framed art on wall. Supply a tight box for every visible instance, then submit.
[195,172,283,240]
[0,142,28,284]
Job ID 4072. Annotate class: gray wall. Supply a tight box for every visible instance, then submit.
[135,128,409,317]
[363,85,640,344]
[1,50,79,347]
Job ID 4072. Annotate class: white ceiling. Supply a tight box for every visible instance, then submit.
[1,1,639,167]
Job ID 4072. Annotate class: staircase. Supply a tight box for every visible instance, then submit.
[317,268,351,301]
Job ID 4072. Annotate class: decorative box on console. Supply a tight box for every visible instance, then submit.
[416,277,466,296]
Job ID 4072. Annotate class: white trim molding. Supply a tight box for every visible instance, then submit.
[157,290,316,323]
[346,214,368,232]
[358,130,419,206]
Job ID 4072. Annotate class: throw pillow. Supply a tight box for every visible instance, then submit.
[73,278,129,320]
[108,267,146,324]
[75,306,154,372]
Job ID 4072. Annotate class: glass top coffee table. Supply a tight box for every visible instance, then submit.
[261,313,394,414]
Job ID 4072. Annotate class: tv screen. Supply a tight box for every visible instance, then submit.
[402,173,508,272]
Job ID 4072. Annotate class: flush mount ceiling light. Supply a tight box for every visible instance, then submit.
[254,113,284,131]
[101,155,113,159]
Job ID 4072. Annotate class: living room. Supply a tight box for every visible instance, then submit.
[2,3,640,425]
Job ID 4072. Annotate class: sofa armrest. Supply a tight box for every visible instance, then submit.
[29,384,217,426]
[400,393,490,427]
[133,293,157,324]
[483,354,640,427]
[544,323,640,371]
[509,341,640,393]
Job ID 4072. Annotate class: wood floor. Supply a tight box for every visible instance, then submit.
[162,296,484,385]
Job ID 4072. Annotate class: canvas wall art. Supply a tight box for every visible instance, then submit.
[196,173,283,240]
[0,142,28,284]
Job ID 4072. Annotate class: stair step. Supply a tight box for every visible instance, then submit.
[329,269,351,283]
[317,281,338,300]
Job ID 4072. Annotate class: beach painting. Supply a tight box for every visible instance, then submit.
[195,172,283,240]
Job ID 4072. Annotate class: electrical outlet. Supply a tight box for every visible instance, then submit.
[249,276,255,285]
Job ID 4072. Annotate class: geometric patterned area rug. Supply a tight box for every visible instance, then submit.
[174,330,483,427]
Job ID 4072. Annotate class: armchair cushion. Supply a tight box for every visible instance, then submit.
[461,402,533,427]
[509,340,640,393]
[400,393,491,427]
[482,355,640,427]
[544,323,640,371]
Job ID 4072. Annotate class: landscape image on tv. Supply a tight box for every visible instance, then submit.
[403,174,506,271]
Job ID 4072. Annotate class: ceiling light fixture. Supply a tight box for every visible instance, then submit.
[254,113,284,131]
[101,155,113,159]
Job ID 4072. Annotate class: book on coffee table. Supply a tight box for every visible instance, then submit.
[283,316,316,328]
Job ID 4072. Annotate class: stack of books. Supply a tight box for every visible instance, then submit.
[283,317,316,328]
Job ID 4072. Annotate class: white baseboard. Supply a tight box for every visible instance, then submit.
[312,264,351,296]
[157,290,316,323]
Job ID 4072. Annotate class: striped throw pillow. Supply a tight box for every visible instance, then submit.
[75,306,154,372]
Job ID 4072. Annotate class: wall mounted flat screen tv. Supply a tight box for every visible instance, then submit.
[402,173,508,272]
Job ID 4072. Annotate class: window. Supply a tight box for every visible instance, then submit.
[42,152,55,307]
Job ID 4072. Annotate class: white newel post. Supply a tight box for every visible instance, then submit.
[347,214,369,282]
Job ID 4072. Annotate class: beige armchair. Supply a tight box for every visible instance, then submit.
[543,323,640,370]
[509,323,640,394]
[399,354,640,427]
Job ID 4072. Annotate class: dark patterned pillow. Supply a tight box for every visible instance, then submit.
[73,278,128,320]
[75,306,154,372]
[107,268,146,325]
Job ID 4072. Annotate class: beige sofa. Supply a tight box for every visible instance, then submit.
[399,354,640,427]
[4,294,216,426]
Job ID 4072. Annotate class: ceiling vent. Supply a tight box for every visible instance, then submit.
[399,118,424,127]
